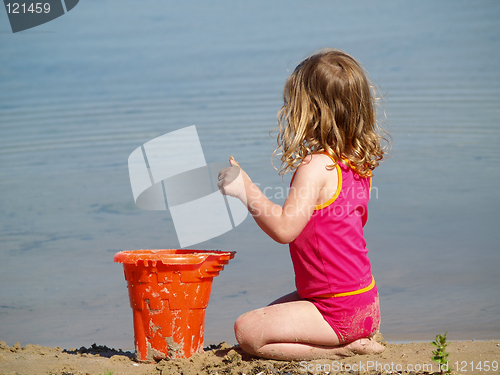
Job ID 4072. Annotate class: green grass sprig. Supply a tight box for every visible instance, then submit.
[431,331,451,374]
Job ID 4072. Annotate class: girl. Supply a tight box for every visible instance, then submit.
[218,49,388,361]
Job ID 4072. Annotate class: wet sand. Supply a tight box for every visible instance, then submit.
[1,336,499,375]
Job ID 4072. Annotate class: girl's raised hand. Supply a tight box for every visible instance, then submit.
[217,156,250,202]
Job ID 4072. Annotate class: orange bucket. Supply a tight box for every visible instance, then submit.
[114,249,236,361]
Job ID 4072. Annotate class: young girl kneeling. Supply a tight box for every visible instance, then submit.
[218,48,388,361]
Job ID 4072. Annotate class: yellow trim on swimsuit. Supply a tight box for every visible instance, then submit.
[316,276,376,298]
[290,152,368,211]
[315,162,342,210]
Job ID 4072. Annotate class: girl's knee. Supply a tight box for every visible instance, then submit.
[234,311,262,354]
[234,312,252,344]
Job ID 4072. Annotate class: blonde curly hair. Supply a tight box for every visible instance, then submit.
[274,49,389,177]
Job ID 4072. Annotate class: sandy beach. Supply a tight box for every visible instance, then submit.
[1,336,499,375]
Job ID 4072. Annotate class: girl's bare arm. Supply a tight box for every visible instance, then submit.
[218,155,335,244]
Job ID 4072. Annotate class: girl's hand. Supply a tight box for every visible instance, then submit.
[218,156,250,203]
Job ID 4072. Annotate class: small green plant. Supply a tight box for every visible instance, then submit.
[104,369,114,375]
[431,331,451,374]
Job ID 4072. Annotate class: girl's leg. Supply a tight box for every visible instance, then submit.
[234,294,384,361]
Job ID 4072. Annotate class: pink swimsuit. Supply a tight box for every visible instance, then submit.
[289,155,380,344]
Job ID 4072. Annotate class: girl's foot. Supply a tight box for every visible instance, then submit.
[341,337,386,356]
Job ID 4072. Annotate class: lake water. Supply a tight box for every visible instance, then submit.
[1,1,499,350]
